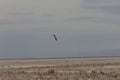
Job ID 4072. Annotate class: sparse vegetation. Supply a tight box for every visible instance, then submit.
[0,57,120,80]
[47,69,55,74]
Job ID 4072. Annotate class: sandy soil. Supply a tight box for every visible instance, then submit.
[0,56,120,80]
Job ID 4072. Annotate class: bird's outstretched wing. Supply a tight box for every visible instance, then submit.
[52,34,57,41]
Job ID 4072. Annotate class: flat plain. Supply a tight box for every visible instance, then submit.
[0,56,120,80]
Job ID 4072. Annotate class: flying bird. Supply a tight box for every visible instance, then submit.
[52,34,58,41]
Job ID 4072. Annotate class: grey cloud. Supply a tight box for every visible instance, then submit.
[100,5,120,14]
[0,0,120,58]
[41,13,56,17]
[59,16,120,25]
[9,12,34,16]
[82,0,120,15]
[0,17,56,25]
[92,18,120,25]
[0,19,39,25]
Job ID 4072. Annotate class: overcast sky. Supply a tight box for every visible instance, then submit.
[0,0,120,58]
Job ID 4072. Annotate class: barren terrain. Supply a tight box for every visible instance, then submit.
[0,56,120,80]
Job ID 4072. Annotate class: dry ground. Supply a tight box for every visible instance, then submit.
[0,57,120,80]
